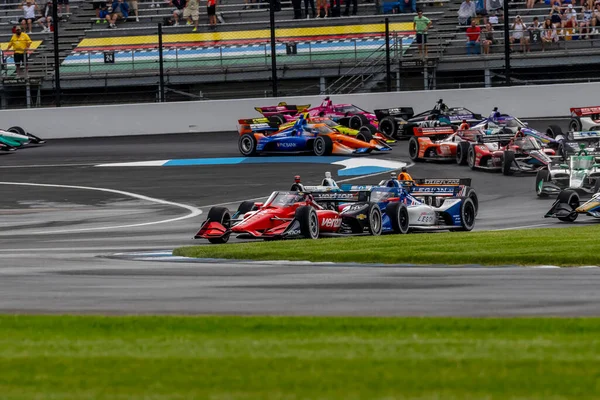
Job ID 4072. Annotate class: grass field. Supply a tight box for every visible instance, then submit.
[174,224,600,266]
[2,315,600,400]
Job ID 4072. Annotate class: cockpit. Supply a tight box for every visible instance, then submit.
[264,192,305,207]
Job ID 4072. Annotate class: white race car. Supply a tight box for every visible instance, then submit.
[569,106,600,132]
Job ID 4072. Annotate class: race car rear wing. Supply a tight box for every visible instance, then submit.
[475,133,515,144]
[570,106,600,117]
[413,127,456,136]
[569,131,600,140]
[237,118,279,135]
[412,178,472,186]
[374,107,415,121]
[255,103,310,116]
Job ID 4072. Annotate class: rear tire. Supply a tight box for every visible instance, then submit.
[379,117,397,137]
[239,133,258,156]
[206,207,232,244]
[535,169,551,198]
[456,142,469,165]
[502,151,515,176]
[366,203,382,236]
[408,136,421,161]
[556,190,580,222]
[313,135,333,156]
[295,206,319,239]
[466,188,479,217]
[236,201,256,215]
[453,197,476,231]
[349,114,369,130]
[268,113,287,125]
[546,124,563,139]
[7,126,26,136]
[467,146,476,170]
[386,202,409,234]
[356,129,373,143]
[568,118,581,132]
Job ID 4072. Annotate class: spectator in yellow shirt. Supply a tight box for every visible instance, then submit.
[6,26,32,75]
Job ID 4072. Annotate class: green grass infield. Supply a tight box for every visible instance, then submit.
[174,225,600,267]
[2,315,600,400]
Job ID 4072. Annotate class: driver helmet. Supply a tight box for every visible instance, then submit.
[294,175,301,183]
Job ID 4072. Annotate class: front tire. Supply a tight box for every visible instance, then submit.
[568,118,581,132]
[502,151,515,176]
[467,146,476,170]
[378,117,397,137]
[535,169,551,198]
[366,203,382,236]
[7,126,26,136]
[313,135,333,156]
[295,206,319,239]
[356,128,373,143]
[386,202,409,234]
[556,190,580,222]
[454,197,476,231]
[239,133,258,156]
[206,206,232,244]
[349,114,369,130]
[546,124,563,139]
[456,142,469,165]
[408,136,421,161]
[236,201,256,215]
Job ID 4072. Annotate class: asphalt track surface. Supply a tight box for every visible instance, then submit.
[1,117,600,316]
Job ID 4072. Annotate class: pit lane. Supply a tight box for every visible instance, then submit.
[1,117,599,316]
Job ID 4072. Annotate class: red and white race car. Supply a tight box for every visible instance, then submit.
[569,106,600,132]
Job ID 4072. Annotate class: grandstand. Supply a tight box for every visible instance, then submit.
[0,0,599,107]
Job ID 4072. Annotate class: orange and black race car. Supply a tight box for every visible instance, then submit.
[237,115,392,157]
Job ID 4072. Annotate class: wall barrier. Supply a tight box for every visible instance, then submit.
[2,82,595,139]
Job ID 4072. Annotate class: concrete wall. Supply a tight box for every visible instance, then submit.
[3,82,595,139]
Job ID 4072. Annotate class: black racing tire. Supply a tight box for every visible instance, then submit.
[546,124,563,139]
[502,151,515,176]
[295,206,320,239]
[356,129,373,143]
[386,202,409,234]
[268,113,287,125]
[7,126,26,136]
[238,133,258,157]
[556,190,580,222]
[313,135,333,156]
[236,200,256,215]
[206,206,232,244]
[378,116,397,137]
[360,124,378,135]
[568,118,581,132]
[456,142,470,165]
[452,197,476,231]
[467,145,476,170]
[466,188,479,217]
[349,114,369,130]
[366,203,383,236]
[408,136,421,161]
[402,123,419,139]
[535,169,551,198]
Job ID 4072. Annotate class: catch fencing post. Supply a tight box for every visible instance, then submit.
[385,18,391,92]
[269,0,278,97]
[52,0,61,106]
[502,0,511,86]
[158,23,165,102]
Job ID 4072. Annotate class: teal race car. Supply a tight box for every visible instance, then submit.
[0,126,45,150]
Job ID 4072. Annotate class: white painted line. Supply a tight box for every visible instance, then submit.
[336,162,415,183]
[530,265,561,269]
[577,266,600,269]
[95,160,170,167]
[0,182,202,235]
[0,163,97,169]
[491,223,553,231]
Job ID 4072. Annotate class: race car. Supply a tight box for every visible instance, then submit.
[237,115,390,156]
[457,131,555,175]
[568,106,600,132]
[544,189,600,222]
[379,99,484,139]
[474,108,561,146]
[407,126,474,162]
[0,141,17,152]
[535,151,600,197]
[194,190,383,243]
[293,172,478,229]
[0,126,45,148]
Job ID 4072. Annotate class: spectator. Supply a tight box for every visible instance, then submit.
[550,4,562,27]
[458,0,477,26]
[292,0,302,18]
[413,9,432,58]
[527,0,536,8]
[481,22,496,54]
[57,0,69,16]
[129,0,139,22]
[106,0,129,28]
[541,17,559,50]
[510,15,529,53]
[37,0,53,32]
[399,0,416,13]
[20,0,37,34]
[6,25,32,76]
[528,16,542,45]
[580,3,593,37]
[316,0,329,17]
[466,19,481,54]
[593,2,600,33]
[343,0,357,16]
[183,0,199,31]
[488,9,499,24]
[93,0,107,23]
[488,0,502,13]
[562,3,578,28]
[97,3,109,23]
[206,0,216,30]
[330,0,341,17]
[304,0,316,18]
[169,0,186,26]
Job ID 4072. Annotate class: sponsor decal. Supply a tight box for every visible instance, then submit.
[321,217,342,228]
[356,213,367,220]
[286,229,301,236]
[250,123,271,129]
[420,179,461,185]
[316,192,357,200]
[416,213,434,223]
[277,142,297,148]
